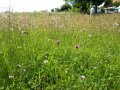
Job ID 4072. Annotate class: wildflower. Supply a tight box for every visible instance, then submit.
[94,67,97,70]
[56,39,60,45]
[9,75,14,79]
[88,34,92,38]
[23,69,26,72]
[80,75,86,80]
[44,60,48,64]
[75,44,80,49]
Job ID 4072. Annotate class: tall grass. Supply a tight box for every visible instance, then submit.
[0,12,120,90]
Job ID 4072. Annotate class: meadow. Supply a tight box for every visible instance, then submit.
[0,12,120,90]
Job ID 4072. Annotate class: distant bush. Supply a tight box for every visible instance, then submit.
[71,7,80,12]
[60,3,71,11]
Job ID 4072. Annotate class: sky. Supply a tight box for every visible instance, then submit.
[0,0,65,12]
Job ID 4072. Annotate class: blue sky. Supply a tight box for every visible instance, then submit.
[0,0,64,12]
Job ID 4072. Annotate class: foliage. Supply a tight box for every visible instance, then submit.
[54,8,60,12]
[64,0,112,13]
[60,3,72,11]
[113,1,120,7]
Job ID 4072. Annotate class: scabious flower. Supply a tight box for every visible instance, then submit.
[80,75,86,80]
[44,60,48,64]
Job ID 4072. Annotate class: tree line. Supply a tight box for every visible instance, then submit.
[51,0,119,13]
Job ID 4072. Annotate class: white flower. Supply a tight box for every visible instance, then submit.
[88,34,92,38]
[44,60,48,64]
[94,67,97,70]
[80,75,86,80]
[9,76,14,79]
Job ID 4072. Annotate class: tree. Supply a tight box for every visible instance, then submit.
[64,0,112,13]
[60,3,71,11]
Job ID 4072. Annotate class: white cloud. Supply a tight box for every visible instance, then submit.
[0,0,64,12]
